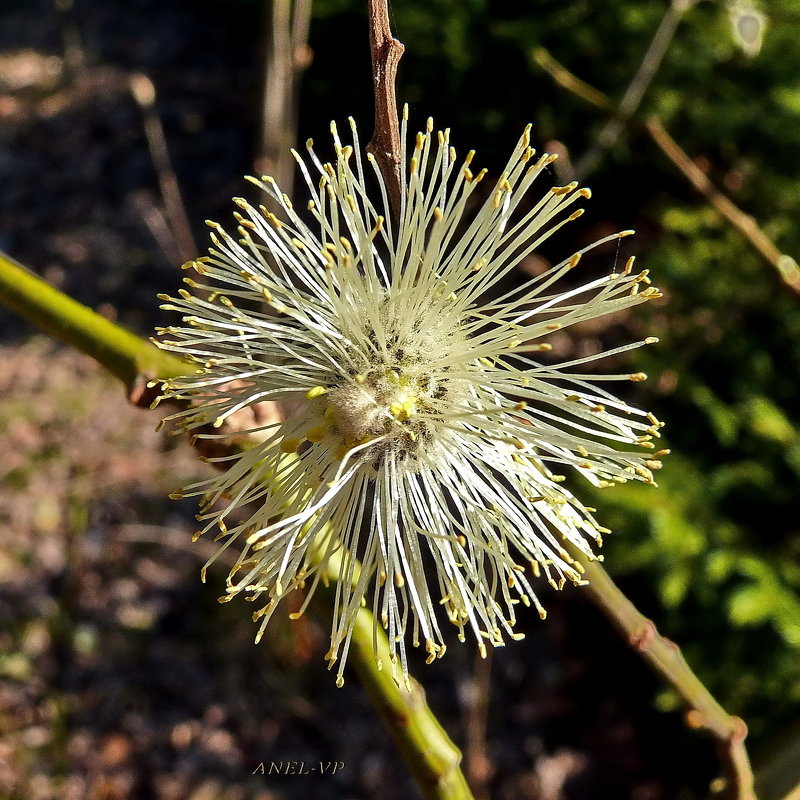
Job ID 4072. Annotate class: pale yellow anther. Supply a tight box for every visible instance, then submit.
[354,373,366,384]
[470,257,487,273]
[389,397,417,421]
[629,372,648,382]
[280,437,301,454]
[306,426,326,443]
[551,182,578,196]
[306,385,327,399]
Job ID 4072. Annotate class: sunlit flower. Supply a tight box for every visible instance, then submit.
[156,112,665,685]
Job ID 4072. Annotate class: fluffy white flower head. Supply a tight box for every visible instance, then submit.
[157,112,665,685]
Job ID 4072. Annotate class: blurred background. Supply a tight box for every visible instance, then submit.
[1,0,798,798]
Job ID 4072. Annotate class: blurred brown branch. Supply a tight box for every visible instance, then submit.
[645,117,800,294]
[534,47,800,297]
[463,649,493,800]
[130,73,199,264]
[572,0,698,179]
[567,549,757,800]
[256,0,313,203]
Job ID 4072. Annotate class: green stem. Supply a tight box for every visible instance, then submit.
[0,250,188,398]
[311,538,474,800]
[572,552,756,800]
[347,605,474,800]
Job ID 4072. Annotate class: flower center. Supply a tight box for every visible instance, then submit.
[327,367,427,444]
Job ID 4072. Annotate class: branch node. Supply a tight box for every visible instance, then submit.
[685,708,706,731]
[729,715,749,744]
[128,372,161,407]
[629,619,657,651]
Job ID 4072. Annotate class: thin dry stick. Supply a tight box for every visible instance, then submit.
[573,0,696,179]
[54,0,86,78]
[646,117,800,294]
[463,649,493,800]
[129,73,198,264]
[534,48,800,296]
[366,0,405,219]
[571,553,756,800]
[257,0,312,200]
[532,47,615,114]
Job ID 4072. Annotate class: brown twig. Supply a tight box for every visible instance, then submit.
[572,0,697,179]
[534,48,800,296]
[646,117,800,294]
[366,0,405,219]
[463,648,493,800]
[129,73,198,264]
[54,0,86,78]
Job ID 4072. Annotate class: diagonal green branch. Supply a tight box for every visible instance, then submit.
[345,601,473,800]
[311,542,473,800]
[0,250,189,402]
[567,546,756,800]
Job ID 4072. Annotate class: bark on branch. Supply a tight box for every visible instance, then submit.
[366,0,405,219]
